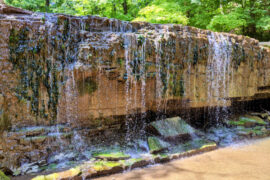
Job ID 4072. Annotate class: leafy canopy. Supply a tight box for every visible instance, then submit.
[4,0,270,41]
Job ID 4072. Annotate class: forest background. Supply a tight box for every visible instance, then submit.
[4,0,270,41]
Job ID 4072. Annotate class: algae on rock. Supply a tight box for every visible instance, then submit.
[227,115,267,127]
[0,170,10,180]
[147,117,194,141]
[148,136,170,154]
[93,152,130,161]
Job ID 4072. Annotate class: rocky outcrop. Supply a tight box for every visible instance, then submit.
[0,11,269,130]
[0,6,270,173]
[32,142,217,180]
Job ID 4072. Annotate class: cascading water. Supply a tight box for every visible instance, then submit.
[206,32,233,123]
[1,11,269,178]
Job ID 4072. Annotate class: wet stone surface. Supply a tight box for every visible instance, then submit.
[1,112,266,180]
[0,9,269,180]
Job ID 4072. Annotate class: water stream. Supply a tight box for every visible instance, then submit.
[0,12,269,178]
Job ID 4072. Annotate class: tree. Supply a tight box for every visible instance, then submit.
[3,0,270,40]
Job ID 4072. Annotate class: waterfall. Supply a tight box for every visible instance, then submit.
[2,12,269,175]
[124,33,134,141]
[207,32,233,123]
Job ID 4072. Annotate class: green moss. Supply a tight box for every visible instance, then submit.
[117,58,124,67]
[41,16,46,23]
[148,136,170,154]
[8,28,61,122]
[92,160,123,171]
[32,175,45,180]
[172,73,185,97]
[77,77,98,96]
[237,126,268,137]
[241,116,267,125]
[137,35,145,46]
[0,170,10,180]
[0,109,11,132]
[93,152,130,161]
[121,158,143,167]
[170,138,216,154]
[150,117,194,138]
[228,116,267,127]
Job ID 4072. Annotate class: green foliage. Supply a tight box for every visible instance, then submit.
[5,0,48,12]
[133,0,188,25]
[256,16,270,31]
[207,10,247,33]
[4,0,270,40]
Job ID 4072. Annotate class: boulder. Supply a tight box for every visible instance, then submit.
[147,117,194,141]
[147,136,170,154]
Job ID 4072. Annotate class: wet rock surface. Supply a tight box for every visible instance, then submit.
[16,112,267,180]
[0,6,269,180]
[147,136,170,154]
[147,117,194,141]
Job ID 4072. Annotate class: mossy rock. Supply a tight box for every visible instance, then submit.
[170,138,216,154]
[93,152,130,161]
[93,160,122,169]
[32,175,45,180]
[227,115,267,127]
[32,167,81,180]
[0,171,10,180]
[147,117,194,141]
[152,154,170,163]
[91,160,124,176]
[121,158,151,169]
[236,126,270,138]
[148,136,170,154]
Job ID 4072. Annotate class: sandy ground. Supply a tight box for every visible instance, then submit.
[96,137,270,180]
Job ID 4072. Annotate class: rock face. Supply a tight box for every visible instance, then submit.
[0,11,269,131]
[147,136,170,154]
[0,7,270,171]
[147,117,194,141]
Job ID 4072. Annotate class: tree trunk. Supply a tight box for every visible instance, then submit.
[46,0,50,12]
[111,1,116,17]
[220,0,224,14]
[122,0,128,15]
